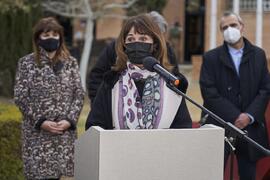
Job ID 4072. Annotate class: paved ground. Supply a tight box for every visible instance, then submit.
[179,64,203,122]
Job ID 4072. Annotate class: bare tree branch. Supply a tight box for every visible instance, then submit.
[102,0,137,10]
[42,0,137,20]
[42,3,89,18]
[42,0,91,19]
[102,14,129,19]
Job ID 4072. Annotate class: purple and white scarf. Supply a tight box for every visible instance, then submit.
[118,62,164,129]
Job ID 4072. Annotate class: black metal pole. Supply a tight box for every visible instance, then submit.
[166,82,270,156]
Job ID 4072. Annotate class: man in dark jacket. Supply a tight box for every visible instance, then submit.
[200,12,269,180]
[87,12,188,104]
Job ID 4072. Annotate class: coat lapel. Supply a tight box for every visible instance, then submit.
[241,38,254,65]
[219,44,236,71]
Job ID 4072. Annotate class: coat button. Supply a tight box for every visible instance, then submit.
[227,86,232,91]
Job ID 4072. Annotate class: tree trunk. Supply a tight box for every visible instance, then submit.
[79,18,94,91]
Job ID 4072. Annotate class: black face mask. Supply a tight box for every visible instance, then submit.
[39,38,60,52]
[125,42,153,64]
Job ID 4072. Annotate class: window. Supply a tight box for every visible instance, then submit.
[226,0,270,12]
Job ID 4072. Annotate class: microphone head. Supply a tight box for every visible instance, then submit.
[142,56,159,72]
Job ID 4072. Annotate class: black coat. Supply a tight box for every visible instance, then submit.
[200,38,270,161]
[87,40,188,103]
[85,70,192,130]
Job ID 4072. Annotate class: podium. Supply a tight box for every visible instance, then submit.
[75,125,224,180]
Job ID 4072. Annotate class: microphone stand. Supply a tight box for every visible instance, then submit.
[143,56,269,179]
[166,81,270,180]
[166,82,270,157]
[224,136,236,180]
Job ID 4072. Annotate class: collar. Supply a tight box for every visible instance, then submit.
[220,37,255,69]
[227,44,244,55]
[39,47,52,66]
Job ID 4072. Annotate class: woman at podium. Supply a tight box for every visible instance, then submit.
[86,14,192,130]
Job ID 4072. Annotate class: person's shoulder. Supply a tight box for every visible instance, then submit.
[65,55,79,66]
[102,70,121,88]
[203,45,223,58]
[202,45,225,67]
[67,55,78,62]
[244,38,266,56]
[103,40,116,52]
[202,45,223,65]
[108,40,116,47]
[250,43,265,54]
[18,53,35,65]
[106,40,117,55]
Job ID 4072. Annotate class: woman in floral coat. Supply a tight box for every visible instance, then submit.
[14,17,84,180]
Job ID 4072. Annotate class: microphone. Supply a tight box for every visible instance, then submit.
[143,58,270,157]
[143,56,180,86]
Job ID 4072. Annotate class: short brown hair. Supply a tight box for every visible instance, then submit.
[113,14,171,72]
[33,17,70,65]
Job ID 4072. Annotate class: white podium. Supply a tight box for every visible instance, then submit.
[75,125,224,180]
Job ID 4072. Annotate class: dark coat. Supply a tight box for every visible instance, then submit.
[87,40,188,103]
[85,70,192,130]
[199,38,270,161]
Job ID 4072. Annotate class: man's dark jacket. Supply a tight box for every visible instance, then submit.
[87,40,188,103]
[200,38,270,161]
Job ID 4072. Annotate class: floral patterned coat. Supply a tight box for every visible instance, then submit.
[14,51,84,179]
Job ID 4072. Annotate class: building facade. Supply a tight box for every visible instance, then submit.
[73,0,270,64]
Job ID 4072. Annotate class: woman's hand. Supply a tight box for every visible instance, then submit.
[57,120,71,131]
[41,120,63,134]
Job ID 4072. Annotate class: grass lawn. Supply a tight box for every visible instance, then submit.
[77,97,90,136]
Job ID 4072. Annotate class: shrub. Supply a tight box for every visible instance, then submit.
[0,103,24,180]
[0,0,42,97]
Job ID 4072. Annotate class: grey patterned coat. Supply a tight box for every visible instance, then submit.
[14,50,84,179]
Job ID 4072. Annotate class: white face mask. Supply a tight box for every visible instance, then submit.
[223,27,241,44]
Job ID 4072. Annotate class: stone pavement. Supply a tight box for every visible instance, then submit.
[179,64,203,122]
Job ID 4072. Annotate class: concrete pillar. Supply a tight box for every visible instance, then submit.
[256,0,263,47]
[209,0,217,49]
[233,0,240,14]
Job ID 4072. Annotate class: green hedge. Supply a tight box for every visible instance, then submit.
[0,102,24,180]
[0,100,88,180]
[0,0,42,97]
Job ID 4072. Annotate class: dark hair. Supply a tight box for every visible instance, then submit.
[113,14,170,72]
[33,17,70,65]
[220,11,244,30]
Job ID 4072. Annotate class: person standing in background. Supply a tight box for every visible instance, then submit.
[200,12,269,180]
[14,17,84,180]
[169,21,182,62]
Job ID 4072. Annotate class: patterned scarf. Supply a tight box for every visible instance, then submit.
[118,62,164,129]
